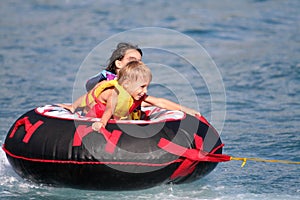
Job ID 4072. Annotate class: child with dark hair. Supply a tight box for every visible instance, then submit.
[85,42,142,91]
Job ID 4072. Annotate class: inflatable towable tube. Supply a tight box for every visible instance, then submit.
[3,105,224,190]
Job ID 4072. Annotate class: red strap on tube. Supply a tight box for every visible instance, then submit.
[158,134,230,179]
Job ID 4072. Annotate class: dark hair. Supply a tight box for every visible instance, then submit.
[106,42,143,74]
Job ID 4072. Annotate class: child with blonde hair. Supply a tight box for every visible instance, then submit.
[59,61,201,131]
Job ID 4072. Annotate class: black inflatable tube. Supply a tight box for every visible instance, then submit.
[3,106,223,190]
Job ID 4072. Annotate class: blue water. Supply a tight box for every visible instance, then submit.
[1,0,300,199]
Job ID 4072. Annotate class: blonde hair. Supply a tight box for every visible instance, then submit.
[117,61,152,85]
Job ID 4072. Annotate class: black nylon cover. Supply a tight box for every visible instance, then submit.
[3,108,222,190]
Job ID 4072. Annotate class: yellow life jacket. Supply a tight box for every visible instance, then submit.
[81,80,142,120]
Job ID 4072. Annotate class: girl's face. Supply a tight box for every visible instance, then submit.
[115,49,142,74]
[126,79,150,100]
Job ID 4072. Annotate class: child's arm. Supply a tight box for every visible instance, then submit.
[142,96,201,116]
[57,94,85,113]
[58,80,109,113]
[92,88,117,131]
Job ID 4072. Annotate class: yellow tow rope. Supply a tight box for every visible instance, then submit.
[230,156,300,168]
